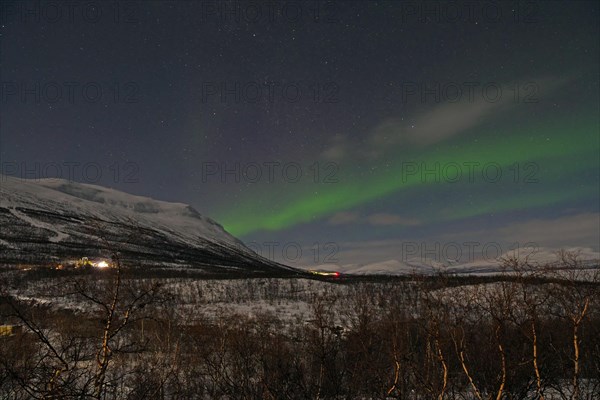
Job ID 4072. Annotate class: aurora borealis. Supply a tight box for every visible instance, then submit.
[2,0,599,267]
[215,117,599,236]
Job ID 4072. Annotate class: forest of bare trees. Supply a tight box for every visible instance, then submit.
[1,252,599,399]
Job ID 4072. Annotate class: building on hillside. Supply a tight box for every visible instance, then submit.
[0,325,22,337]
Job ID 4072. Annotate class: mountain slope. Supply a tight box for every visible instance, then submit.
[0,175,297,275]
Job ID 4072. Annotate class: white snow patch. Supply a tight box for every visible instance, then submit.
[8,206,69,242]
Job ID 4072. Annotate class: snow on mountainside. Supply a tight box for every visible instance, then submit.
[0,175,296,275]
[1,175,239,246]
[309,248,600,276]
[309,260,433,275]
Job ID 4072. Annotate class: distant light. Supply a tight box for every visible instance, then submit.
[308,270,340,277]
[96,261,109,268]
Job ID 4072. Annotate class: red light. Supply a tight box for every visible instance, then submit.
[334,272,340,277]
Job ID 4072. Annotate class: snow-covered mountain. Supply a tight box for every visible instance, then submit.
[310,247,600,276]
[0,175,298,275]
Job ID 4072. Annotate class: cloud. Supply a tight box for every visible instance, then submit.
[370,100,499,149]
[327,211,360,225]
[320,97,501,163]
[327,211,420,227]
[365,213,421,226]
[319,212,600,267]
[320,133,349,161]
[320,76,572,162]
[494,212,600,249]
[311,238,411,266]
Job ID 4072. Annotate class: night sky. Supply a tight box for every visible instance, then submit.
[1,1,599,268]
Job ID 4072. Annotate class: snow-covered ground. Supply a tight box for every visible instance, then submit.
[4,275,415,328]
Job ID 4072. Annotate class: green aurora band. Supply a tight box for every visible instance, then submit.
[216,118,599,237]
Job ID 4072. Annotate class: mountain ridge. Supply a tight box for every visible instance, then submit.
[0,175,297,276]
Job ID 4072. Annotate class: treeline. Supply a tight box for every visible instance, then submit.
[0,252,599,399]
